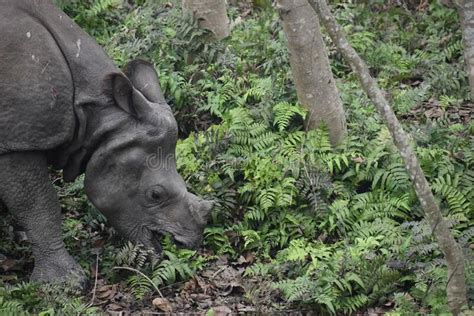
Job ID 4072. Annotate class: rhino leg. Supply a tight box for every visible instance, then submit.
[0,152,86,287]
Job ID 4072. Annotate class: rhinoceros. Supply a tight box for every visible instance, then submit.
[0,0,213,284]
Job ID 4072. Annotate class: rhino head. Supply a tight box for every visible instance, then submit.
[83,60,212,252]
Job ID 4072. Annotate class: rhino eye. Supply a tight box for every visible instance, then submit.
[146,186,165,203]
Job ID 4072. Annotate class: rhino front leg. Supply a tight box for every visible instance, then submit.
[0,152,86,286]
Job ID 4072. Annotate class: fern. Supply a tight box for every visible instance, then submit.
[273,102,306,131]
[244,77,273,102]
[116,242,154,269]
[124,248,198,300]
[432,174,472,222]
[442,39,463,62]
[0,296,25,314]
[392,84,429,114]
[371,161,411,192]
[84,0,120,17]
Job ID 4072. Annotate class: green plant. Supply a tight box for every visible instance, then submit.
[0,281,98,314]
[114,238,206,300]
[1,1,471,314]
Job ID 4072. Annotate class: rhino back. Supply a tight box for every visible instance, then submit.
[0,3,74,154]
[0,0,118,156]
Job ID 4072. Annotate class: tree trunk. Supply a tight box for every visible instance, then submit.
[457,0,474,101]
[276,0,347,146]
[182,0,230,41]
[307,0,469,314]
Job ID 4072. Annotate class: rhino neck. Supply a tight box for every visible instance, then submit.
[53,105,130,182]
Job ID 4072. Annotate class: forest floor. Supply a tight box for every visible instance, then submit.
[1,1,473,314]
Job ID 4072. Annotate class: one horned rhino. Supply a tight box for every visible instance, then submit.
[0,0,213,284]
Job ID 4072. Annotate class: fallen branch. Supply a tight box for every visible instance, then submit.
[306,0,468,314]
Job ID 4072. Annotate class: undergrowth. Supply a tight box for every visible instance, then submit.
[0,0,472,314]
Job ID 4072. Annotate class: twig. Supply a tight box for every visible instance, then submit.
[87,253,99,308]
[210,266,227,280]
[112,266,164,298]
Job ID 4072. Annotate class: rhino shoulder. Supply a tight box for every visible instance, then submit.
[0,1,75,154]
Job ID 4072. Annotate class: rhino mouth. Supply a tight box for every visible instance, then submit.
[150,230,164,253]
[138,227,163,253]
[143,227,192,253]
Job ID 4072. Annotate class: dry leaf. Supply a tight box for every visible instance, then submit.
[96,286,115,299]
[0,258,17,271]
[106,303,123,311]
[195,293,211,301]
[424,108,444,119]
[182,278,197,292]
[237,255,247,265]
[152,297,173,313]
[244,252,255,264]
[211,305,232,315]
[236,253,255,265]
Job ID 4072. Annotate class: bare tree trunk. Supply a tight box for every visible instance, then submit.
[307,0,468,314]
[457,0,474,101]
[276,0,347,146]
[182,0,230,41]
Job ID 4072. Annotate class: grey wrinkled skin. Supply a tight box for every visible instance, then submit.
[0,0,213,286]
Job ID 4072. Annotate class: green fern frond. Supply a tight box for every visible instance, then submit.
[116,242,152,269]
[432,174,472,220]
[244,77,273,102]
[273,102,306,131]
[85,0,120,17]
[372,162,411,192]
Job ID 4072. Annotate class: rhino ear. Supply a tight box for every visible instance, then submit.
[111,73,137,117]
[123,59,166,104]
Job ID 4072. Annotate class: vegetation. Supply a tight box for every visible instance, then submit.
[1,0,472,314]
